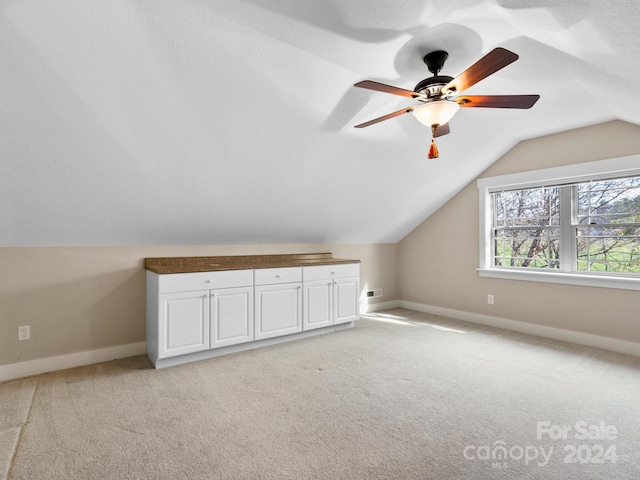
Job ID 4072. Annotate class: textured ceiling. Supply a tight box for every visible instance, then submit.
[1,0,639,246]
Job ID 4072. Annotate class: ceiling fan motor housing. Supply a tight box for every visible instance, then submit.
[414,76,454,99]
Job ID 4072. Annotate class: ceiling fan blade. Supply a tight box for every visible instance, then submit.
[354,106,415,128]
[354,80,422,99]
[442,48,519,94]
[434,123,450,137]
[455,94,540,109]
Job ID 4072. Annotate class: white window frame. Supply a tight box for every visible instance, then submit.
[477,154,640,291]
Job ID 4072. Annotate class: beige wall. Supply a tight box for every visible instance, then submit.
[5,121,640,368]
[398,120,640,342]
[0,243,397,366]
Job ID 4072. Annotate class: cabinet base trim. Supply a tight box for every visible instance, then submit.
[153,322,355,369]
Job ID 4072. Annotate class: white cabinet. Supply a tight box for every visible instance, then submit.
[149,269,253,363]
[158,290,210,359]
[210,286,254,348]
[302,264,360,331]
[254,267,303,340]
[146,258,359,368]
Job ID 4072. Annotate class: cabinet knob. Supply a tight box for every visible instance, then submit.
[275,274,281,278]
[206,279,212,283]
[330,271,335,275]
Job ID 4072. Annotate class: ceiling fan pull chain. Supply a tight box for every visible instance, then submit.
[428,139,439,159]
[428,125,440,159]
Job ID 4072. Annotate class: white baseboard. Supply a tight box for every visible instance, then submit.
[398,300,640,357]
[362,300,400,313]
[1,301,398,381]
[0,342,147,383]
[4,299,638,382]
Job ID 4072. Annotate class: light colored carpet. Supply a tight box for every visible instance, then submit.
[2,308,640,479]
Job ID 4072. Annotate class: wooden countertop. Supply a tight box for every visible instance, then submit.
[145,252,360,274]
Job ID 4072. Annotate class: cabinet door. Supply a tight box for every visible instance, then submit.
[254,283,302,340]
[210,286,254,348]
[158,291,209,359]
[303,280,333,331]
[334,277,360,325]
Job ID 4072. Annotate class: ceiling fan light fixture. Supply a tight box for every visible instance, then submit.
[412,100,459,128]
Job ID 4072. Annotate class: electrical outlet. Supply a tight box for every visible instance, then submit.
[18,325,31,341]
[367,289,383,298]
[487,294,494,305]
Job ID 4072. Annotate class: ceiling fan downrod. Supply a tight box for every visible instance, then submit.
[423,50,449,76]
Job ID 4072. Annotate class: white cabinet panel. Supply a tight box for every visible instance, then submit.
[334,277,360,325]
[158,291,209,359]
[255,283,302,340]
[210,286,254,348]
[303,280,333,331]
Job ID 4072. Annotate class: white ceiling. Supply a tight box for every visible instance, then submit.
[2,0,639,246]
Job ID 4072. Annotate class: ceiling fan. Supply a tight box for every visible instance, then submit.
[353,48,540,158]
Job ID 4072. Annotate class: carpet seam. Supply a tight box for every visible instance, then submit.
[6,379,38,480]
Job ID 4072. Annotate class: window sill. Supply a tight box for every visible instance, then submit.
[478,268,640,291]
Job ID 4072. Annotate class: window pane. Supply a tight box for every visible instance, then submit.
[575,175,640,274]
[577,177,640,225]
[576,226,640,273]
[494,228,560,269]
[494,187,560,228]
[492,186,560,269]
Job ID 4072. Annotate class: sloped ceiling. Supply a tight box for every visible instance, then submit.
[1,0,639,246]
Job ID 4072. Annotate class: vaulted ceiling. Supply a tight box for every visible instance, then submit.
[2,0,639,246]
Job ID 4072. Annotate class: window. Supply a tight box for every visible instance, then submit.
[478,155,640,290]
